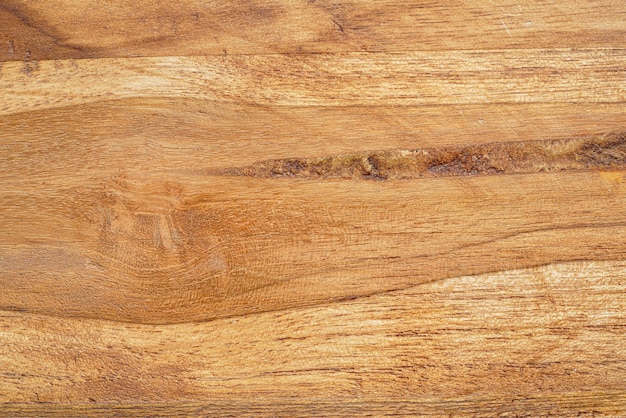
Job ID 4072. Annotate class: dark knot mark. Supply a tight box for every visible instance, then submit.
[223,131,626,180]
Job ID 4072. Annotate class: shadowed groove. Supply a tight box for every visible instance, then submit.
[223,131,626,180]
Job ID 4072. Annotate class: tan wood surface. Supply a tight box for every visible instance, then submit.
[1,0,625,416]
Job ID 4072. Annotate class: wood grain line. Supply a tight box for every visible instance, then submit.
[2,391,626,417]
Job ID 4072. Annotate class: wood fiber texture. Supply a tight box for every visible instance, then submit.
[1,0,626,416]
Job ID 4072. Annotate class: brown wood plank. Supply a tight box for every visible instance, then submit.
[2,99,625,180]
[1,0,625,61]
[1,50,625,116]
[2,170,626,323]
[0,260,624,415]
[4,394,626,418]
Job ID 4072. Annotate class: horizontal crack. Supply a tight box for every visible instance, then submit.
[223,131,626,180]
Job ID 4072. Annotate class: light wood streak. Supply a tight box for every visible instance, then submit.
[1,49,625,115]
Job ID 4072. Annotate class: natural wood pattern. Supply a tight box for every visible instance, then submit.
[2,49,625,115]
[1,0,626,60]
[1,262,625,412]
[5,394,626,418]
[3,168,626,324]
[2,0,626,415]
[2,99,626,170]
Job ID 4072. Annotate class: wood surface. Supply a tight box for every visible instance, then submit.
[1,0,626,416]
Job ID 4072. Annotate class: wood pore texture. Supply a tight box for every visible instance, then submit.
[1,0,626,416]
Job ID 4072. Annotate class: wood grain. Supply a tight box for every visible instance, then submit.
[1,0,626,415]
[1,262,625,413]
[3,169,626,324]
[1,0,626,60]
[2,49,625,115]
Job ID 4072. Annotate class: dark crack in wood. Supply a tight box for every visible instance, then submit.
[223,131,626,180]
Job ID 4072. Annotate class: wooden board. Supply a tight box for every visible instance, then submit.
[2,0,626,60]
[1,0,625,416]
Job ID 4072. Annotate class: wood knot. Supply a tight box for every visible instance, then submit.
[94,177,226,277]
